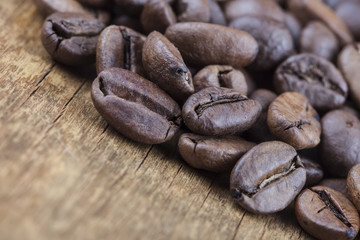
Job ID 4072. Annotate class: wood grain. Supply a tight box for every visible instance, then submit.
[0,1,313,239]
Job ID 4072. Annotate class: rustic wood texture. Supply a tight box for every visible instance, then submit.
[0,1,313,239]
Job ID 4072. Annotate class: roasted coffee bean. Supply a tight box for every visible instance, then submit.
[208,0,226,26]
[140,0,176,34]
[246,89,277,143]
[224,0,285,23]
[338,43,360,109]
[347,164,360,211]
[34,0,86,17]
[301,156,323,187]
[230,141,306,214]
[230,15,294,70]
[193,65,247,95]
[295,186,360,240]
[267,92,321,150]
[274,53,348,111]
[76,0,112,8]
[165,22,258,68]
[288,0,353,45]
[176,0,210,23]
[300,21,339,61]
[91,68,182,144]
[41,12,105,66]
[178,133,256,172]
[182,87,261,136]
[96,25,146,76]
[319,179,349,197]
[320,110,360,177]
[284,12,301,48]
[112,15,144,33]
[335,2,360,41]
[142,31,194,101]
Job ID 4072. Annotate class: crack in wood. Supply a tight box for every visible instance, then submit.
[199,176,217,209]
[231,211,246,240]
[167,165,183,189]
[16,63,56,111]
[135,145,153,172]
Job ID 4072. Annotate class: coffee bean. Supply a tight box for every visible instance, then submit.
[284,12,301,48]
[335,1,360,41]
[320,110,360,177]
[230,141,306,214]
[176,0,210,23]
[267,92,321,150]
[193,65,247,95]
[76,0,111,8]
[301,156,323,187]
[274,53,348,111]
[178,133,256,172]
[142,31,194,101]
[41,12,105,66]
[246,89,277,143]
[347,164,360,211]
[165,22,258,68]
[96,25,146,76]
[91,68,182,144]
[300,21,339,61]
[34,0,86,17]
[182,87,261,136]
[208,0,226,26]
[140,0,176,34]
[111,15,144,35]
[288,0,353,45]
[338,43,360,109]
[224,0,285,23]
[295,186,360,240]
[319,179,349,197]
[229,15,294,70]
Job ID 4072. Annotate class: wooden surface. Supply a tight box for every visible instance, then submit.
[0,1,313,239]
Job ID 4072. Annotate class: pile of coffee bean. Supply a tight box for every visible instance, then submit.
[34,0,360,239]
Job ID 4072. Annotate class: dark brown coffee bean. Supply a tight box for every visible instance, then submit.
[347,164,360,211]
[140,0,176,34]
[193,65,247,95]
[267,92,321,150]
[284,12,301,48]
[229,15,294,70]
[274,53,348,111]
[165,22,258,68]
[320,110,360,178]
[41,12,105,66]
[34,0,86,17]
[288,0,353,45]
[246,89,277,143]
[300,21,339,61]
[208,0,226,26]
[182,87,261,136]
[91,68,182,144]
[319,179,349,197]
[142,31,194,101]
[112,15,144,33]
[338,43,360,109]
[176,0,210,23]
[230,141,306,214]
[301,156,323,187]
[224,0,285,23]
[96,25,146,76]
[295,186,360,240]
[76,0,112,8]
[178,133,256,172]
[335,2,360,41]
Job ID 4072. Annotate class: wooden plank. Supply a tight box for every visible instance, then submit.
[0,1,314,239]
